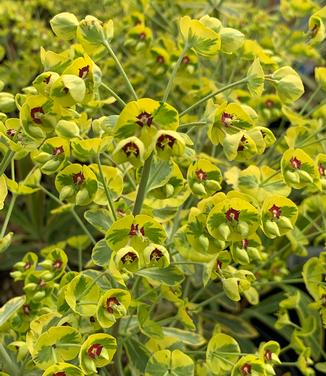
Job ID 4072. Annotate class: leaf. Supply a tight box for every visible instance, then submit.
[145,349,194,376]
[146,159,173,192]
[0,296,26,329]
[84,208,113,234]
[33,326,81,369]
[162,327,206,346]
[206,333,240,373]
[124,338,151,375]
[0,175,8,210]
[136,266,184,286]
[91,239,112,267]
[247,58,264,96]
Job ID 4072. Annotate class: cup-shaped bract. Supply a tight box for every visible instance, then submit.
[97,288,131,328]
[260,195,298,239]
[55,164,98,206]
[187,158,222,198]
[79,333,117,374]
[207,197,259,241]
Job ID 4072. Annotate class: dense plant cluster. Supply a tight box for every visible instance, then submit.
[0,1,326,375]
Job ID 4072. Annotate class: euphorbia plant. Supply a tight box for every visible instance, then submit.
[0,1,326,376]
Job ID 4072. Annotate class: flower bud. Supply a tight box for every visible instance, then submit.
[192,182,207,196]
[165,183,174,197]
[0,92,16,113]
[199,234,210,251]
[56,119,80,138]
[78,15,105,45]
[218,223,231,241]
[76,188,90,206]
[278,216,293,230]
[50,12,79,40]
[265,220,281,237]
[60,186,75,201]
[238,221,249,237]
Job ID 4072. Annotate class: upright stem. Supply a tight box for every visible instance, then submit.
[39,185,96,245]
[133,153,153,215]
[102,40,138,101]
[97,154,117,221]
[0,194,16,237]
[0,150,14,176]
[70,208,96,245]
[101,82,126,107]
[180,77,248,117]
[162,44,188,102]
[299,85,321,115]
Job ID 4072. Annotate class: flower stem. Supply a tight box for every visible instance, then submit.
[97,154,117,221]
[101,82,126,107]
[299,85,321,115]
[102,40,138,101]
[0,150,14,176]
[133,153,154,215]
[0,194,16,238]
[162,44,188,102]
[180,77,248,117]
[39,185,96,245]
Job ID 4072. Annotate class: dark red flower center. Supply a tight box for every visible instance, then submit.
[221,112,233,127]
[53,372,66,376]
[264,349,273,361]
[23,304,30,315]
[225,208,240,221]
[53,259,63,269]
[240,363,252,375]
[242,239,249,249]
[24,262,31,270]
[72,172,85,185]
[237,136,247,152]
[156,55,165,64]
[319,163,325,176]
[121,252,138,264]
[182,56,190,64]
[139,32,146,40]
[311,23,319,36]
[30,107,44,124]
[322,294,326,307]
[129,224,145,236]
[106,297,120,313]
[136,111,153,127]
[52,146,64,156]
[269,204,281,219]
[39,279,46,288]
[265,99,274,108]
[217,259,222,269]
[87,343,103,359]
[79,65,90,79]
[43,75,51,84]
[195,169,207,181]
[6,129,16,137]
[122,142,139,157]
[156,134,176,149]
[290,156,301,169]
[63,87,69,94]
[150,248,163,261]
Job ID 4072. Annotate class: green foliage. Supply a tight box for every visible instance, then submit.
[0,1,325,375]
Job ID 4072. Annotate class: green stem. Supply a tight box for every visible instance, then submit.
[254,278,303,287]
[115,341,124,376]
[0,150,14,176]
[162,44,188,102]
[0,194,17,238]
[38,185,96,245]
[0,344,20,375]
[133,153,153,215]
[198,291,224,307]
[102,40,138,101]
[178,121,207,132]
[180,77,248,117]
[70,208,96,245]
[101,82,126,107]
[97,154,117,221]
[299,85,321,115]
[300,136,326,148]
